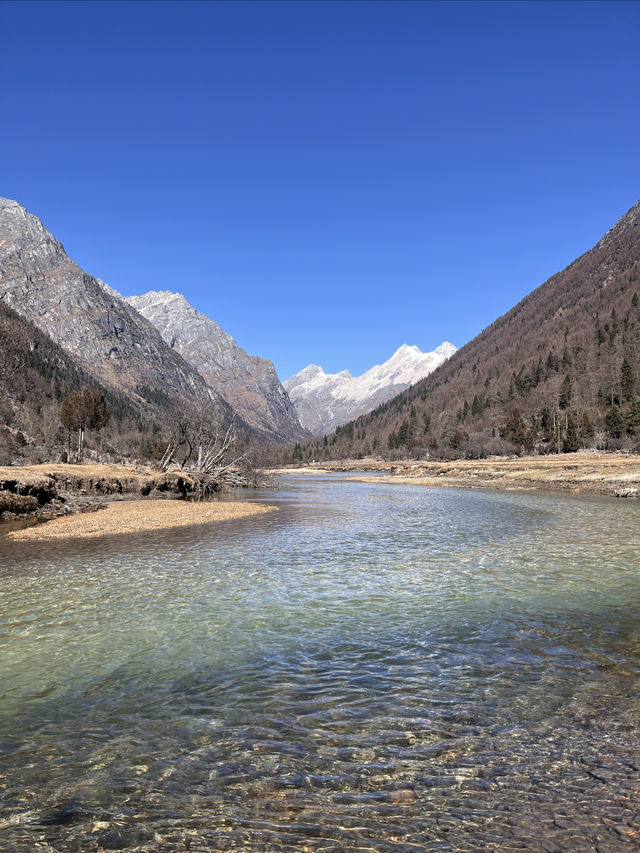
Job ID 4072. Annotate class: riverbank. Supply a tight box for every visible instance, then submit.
[273,452,640,497]
[0,461,263,522]
[7,499,276,541]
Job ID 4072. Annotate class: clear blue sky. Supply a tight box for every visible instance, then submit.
[2,0,639,380]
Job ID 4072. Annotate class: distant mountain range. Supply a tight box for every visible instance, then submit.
[0,198,306,453]
[6,193,638,467]
[285,342,457,435]
[295,198,640,460]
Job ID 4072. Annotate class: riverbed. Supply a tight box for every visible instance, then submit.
[1,474,639,850]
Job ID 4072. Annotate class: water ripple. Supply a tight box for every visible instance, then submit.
[0,477,639,850]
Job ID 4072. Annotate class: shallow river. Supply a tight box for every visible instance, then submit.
[1,475,639,851]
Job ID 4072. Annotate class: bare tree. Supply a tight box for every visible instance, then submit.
[194,416,242,474]
[159,408,243,476]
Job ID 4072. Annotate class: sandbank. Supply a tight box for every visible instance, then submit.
[7,499,276,542]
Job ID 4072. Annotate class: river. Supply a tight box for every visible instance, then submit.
[1,474,639,850]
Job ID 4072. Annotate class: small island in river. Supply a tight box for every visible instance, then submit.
[0,461,275,540]
[7,499,275,542]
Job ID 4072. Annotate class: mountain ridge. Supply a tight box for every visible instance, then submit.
[0,198,304,445]
[285,342,457,435]
[291,198,640,460]
[0,198,229,418]
[125,289,307,442]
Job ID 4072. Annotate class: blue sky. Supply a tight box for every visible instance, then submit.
[2,0,639,380]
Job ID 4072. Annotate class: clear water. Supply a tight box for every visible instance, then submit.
[0,475,639,851]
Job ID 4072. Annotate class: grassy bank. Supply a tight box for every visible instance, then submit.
[273,452,640,497]
[0,461,261,524]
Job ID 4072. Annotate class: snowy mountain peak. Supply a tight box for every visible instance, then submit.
[435,341,457,357]
[300,364,326,379]
[284,341,456,435]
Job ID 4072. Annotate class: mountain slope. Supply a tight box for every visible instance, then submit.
[0,199,237,423]
[0,299,147,463]
[296,199,640,459]
[126,290,307,441]
[284,342,456,435]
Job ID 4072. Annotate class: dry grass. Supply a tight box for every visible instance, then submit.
[8,500,276,542]
[278,452,640,497]
[0,461,157,483]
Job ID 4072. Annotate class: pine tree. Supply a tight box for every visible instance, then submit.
[580,411,594,439]
[621,357,634,402]
[559,375,572,410]
[397,420,411,446]
[563,414,579,452]
[605,405,625,439]
[626,397,640,436]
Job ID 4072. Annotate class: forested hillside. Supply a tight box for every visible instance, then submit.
[288,199,640,462]
[0,301,162,464]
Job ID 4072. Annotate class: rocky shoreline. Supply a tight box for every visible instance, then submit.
[0,462,267,525]
[272,452,640,498]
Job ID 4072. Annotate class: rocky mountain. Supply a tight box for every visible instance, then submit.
[292,198,640,461]
[284,342,457,435]
[0,198,235,425]
[0,198,307,445]
[125,290,307,441]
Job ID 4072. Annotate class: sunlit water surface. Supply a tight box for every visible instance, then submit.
[1,475,639,851]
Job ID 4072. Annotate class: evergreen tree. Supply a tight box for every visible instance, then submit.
[626,397,640,436]
[397,420,411,446]
[502,407,526,448]
[559,375,572,410]
[539,408,554,442]
[562,414,579,452]
[580,411,594,439]
[621,357,634,402]
[605,405,625,439]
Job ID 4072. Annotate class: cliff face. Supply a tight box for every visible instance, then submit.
[126,290,308,441]
[0,199,234,423]
[284,343,457,435]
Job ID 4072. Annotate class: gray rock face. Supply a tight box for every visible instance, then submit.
[126,291,307,441]
[0,198,232,422]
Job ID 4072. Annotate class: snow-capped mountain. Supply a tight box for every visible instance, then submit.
[284,342,457,435]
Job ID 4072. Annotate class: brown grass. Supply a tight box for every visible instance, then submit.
[0,461,157,483]
[8,500,276,542]
[276,452,640,496]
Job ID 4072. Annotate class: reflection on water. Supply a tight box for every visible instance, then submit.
[0,475,639,850]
